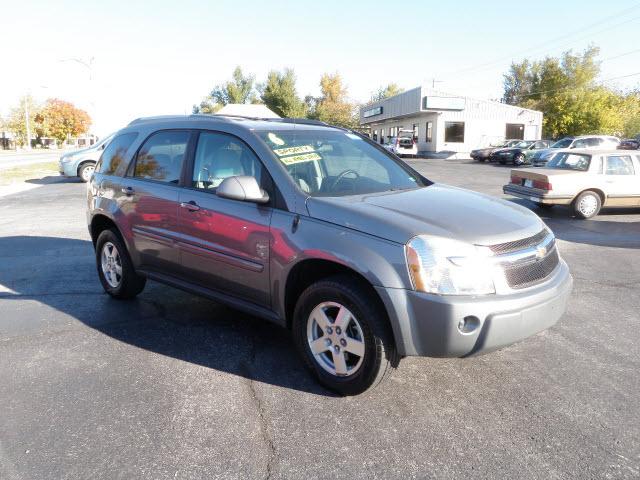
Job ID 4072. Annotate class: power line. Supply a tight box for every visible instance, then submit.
[441,2,640,77]
[512,71,640,100]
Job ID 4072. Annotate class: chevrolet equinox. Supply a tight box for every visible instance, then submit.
[87,115,573,395]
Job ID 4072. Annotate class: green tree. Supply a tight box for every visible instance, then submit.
[370,83,404,102]
[314,73,358,128]
[260,68,307,118]
[5,95,43,146]
[499,46,639,138]
[211,66,257,105]
[192,98,222,114]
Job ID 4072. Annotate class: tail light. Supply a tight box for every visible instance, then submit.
[533,180,552,190]
[511,175,521,184]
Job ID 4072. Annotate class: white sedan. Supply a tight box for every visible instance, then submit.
[503,149,640,219]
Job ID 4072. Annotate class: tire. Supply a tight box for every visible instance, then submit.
[514,153,526,166]
[96,228,146,299]
[78,162,96,182]
[292,274,398,396]
[573,190,602,219]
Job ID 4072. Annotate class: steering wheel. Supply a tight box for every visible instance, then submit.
[328,169,360,191]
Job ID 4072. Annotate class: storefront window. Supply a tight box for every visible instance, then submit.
[444,122,465,143]
[426,122,433,143]
[412,124,418,142]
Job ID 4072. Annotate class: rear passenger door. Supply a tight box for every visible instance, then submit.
[120,130,192,274]
[603,154,639,206]
[176,131,273,307]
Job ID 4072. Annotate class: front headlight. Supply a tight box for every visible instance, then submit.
[60,155,73,163]
[405,235,497,295]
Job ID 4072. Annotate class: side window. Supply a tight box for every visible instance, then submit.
[192,132,264,190]
[606,155,635,175]
[96,132,138,175]
[586,138,601,148]
[534,141,546,149]
[133,131,189,184]
[572,139,587,148]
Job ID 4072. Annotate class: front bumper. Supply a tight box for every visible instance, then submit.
[375,260,572,357]
[58,159,76,176]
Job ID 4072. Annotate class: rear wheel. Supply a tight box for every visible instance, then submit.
[96,229,146,299]
[78,162,95,182]
[292,275,398,395]
[573,191,601,219]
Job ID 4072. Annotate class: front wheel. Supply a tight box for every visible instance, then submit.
[78,162,95,182]
[573,191,602,219]
[514,153,526,166]
[292,275,398,395]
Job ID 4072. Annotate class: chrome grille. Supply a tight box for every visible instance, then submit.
[489,229,549,255]
[503,248,559,289]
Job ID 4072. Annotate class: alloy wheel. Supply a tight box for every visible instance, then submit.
[101,241,123,288]
[81,164,95,181]
[306,302,365,377]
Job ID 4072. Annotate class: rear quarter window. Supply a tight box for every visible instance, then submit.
[96,132,139,175]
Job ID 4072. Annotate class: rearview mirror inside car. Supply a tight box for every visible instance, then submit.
[216,176,269,204]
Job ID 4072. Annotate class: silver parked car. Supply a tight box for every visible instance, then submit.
[87,115,573,395]
[530,135,620,166]
[59,133,114,182]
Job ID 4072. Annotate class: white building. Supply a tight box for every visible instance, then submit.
[359,86,543,156]
[216,103,280,118]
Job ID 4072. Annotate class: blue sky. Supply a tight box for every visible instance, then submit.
[2,0,639,135]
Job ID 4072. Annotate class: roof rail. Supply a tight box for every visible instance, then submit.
[127,114,332,127]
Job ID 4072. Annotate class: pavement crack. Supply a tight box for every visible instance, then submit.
[242,335,277,480]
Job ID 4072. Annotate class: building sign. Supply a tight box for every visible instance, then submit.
[363,106,383,118]
[423,96,465,111]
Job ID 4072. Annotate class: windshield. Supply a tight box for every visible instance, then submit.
[551,138,573,148]
[258,130,427,197]
[513,141,534,148]
[547,152,591,171]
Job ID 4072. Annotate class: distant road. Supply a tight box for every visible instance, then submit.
[0,151,62,170]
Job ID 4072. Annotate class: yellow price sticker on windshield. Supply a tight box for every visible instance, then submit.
[273,145,315,157]
[280,152,322,165]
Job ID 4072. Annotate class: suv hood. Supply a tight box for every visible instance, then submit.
[306,184,545,245]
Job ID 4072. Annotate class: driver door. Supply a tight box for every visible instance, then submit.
[176,131,273,306]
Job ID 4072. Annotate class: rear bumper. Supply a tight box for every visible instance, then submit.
[376,260,572,357]
[503,184,573,205]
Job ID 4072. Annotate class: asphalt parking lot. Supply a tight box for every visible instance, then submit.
[1,159,639,480]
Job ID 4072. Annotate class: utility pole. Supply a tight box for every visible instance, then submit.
[24,97,32,150]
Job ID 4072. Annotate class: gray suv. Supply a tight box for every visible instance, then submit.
[87,115,573,395]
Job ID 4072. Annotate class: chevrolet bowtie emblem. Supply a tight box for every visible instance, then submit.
[535,245,547,259]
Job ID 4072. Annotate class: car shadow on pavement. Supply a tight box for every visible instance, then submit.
[507,198,640,249]
[26,176,82,185]
[0,235,335,397]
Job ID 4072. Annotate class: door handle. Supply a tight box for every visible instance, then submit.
[121,186,135,195]
[180,201,200,212]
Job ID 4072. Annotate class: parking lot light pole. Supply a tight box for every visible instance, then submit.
[24,99,32,150]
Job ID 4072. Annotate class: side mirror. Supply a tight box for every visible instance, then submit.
[216,176,269,204]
